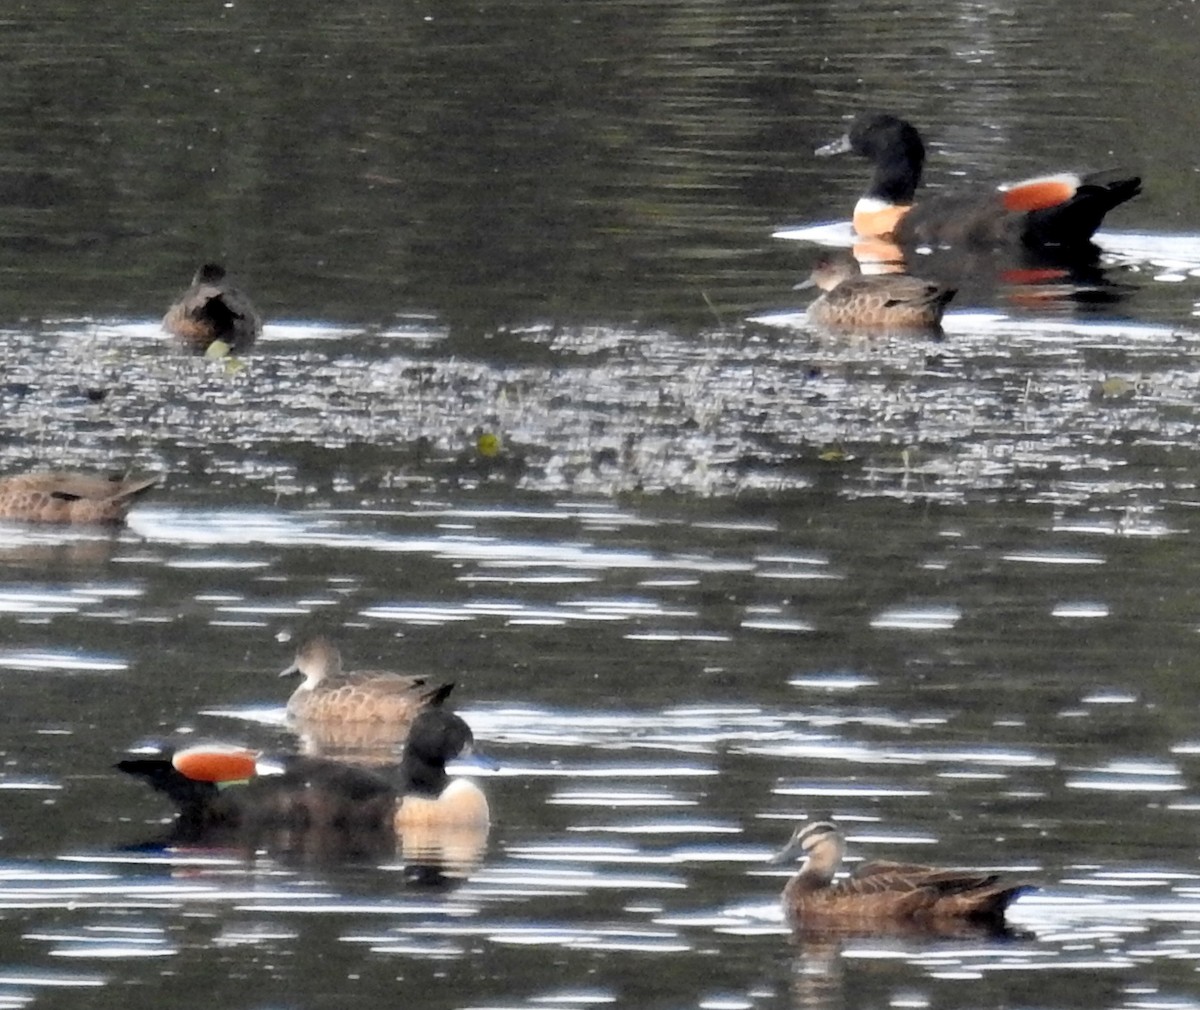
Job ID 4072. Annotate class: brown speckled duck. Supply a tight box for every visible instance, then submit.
[816,112,1140,250]
[797,256,955,332]
[0,472,159,525]
[162,263,261,355]
[772,820,1031,927]
[280,636,455,728]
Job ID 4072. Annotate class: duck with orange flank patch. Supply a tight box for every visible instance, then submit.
[796,256,955,333]
[0,471,159,525]
[816,113,1140,251]
[118,708,493,850]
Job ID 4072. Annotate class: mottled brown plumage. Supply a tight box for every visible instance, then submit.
[772,820,1030,927]
[280,636,455,728]
[798,257,955,332]
[163,263,261,355]
[0,471,159,525]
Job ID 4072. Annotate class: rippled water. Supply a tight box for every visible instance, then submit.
[5,0,1200,1008]
[2,490,1200,1008]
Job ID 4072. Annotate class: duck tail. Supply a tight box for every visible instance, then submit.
[971,881,1034,921]
[116,757,220,820]
[931,286,957,311]
[424,681,456,706]
[1024,172,1141,247]
[111,475,160,502]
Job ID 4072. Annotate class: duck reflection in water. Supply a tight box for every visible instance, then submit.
[771,819,1032,931]
[278,636,456,762]
[117,708,494,876]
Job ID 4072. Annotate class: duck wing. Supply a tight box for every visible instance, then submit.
[848,860,1030,918]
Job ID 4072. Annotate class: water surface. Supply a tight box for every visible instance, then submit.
[2,1,1200,1009]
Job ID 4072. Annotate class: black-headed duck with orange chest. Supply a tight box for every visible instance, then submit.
[117,708,492,842]
[817,113,1140,251]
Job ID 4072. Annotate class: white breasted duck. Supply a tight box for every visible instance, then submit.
[117,708,493,841]
[816,113,1141,250]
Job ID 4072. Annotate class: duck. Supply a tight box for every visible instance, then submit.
[771,820,1031,926]
[0,471,159,525]
[279,636,455,729]
[162,263,261,356]
[816,113,1141,251]
[116,707,492,842]
[796,256,955,332]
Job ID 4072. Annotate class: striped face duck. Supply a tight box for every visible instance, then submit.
[796,256,955,332]
[0,472,159,525]
[816,113,1141,251]
[771,820,1031,927]
[117,709,492,846]
[162,263,261,356]
[279,636,455,729]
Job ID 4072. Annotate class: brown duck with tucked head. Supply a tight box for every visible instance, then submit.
[279,636,455,729]
[163,263,261,355]
[0,472,159,525]
[816,112,1140,251]
[797,256,955,332]
[772,820,1031,927]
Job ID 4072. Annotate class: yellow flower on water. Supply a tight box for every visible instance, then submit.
[477,432,502,458]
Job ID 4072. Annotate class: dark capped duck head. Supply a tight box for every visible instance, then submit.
[770,819,845,886]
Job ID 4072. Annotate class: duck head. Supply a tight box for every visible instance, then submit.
[771,819,846,886]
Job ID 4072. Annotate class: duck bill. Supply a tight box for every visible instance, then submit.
[452,744,500,773]
[769,836,807,865]
[815,133,853,157]
[277,662,300,679]
[793,277,817,291]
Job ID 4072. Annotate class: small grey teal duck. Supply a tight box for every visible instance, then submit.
[797,256,955,332]
[0,471,159,525]
[280,636,455,728]
[163,263,261,355]
[772,820,1031,926]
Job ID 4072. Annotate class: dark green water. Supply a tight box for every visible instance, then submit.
[2,1,1200,1008]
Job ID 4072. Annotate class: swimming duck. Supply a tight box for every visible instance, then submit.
[772,820,1030,926]
[816,113,1141,250]
[116,708,492,841]
[279,636,455,729]
[162,263,261,355]
[0,471,159,525]
[796,256,955,332]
